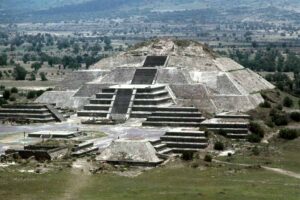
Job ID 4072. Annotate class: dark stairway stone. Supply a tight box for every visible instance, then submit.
[111,89,133,114]
[131,68,157,84]
[143,56,168,67]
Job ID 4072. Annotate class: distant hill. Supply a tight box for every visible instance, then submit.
[1,0,300,22]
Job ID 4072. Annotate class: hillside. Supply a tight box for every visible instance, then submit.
[1,0,300,22]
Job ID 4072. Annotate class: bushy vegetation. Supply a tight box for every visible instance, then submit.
[181,152,194,161]
[248,122,265,143]
[279,129,299,140]
[290,112,300,122]
[13,65,27,80]
[3,90,10,100]
[214,141,224,151]
[204,154,212,162]
[10,87,18,93]
[283,96,294,108]
[27,91,37,99]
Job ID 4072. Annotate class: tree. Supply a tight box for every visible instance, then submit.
[22,54,30,64]
[283,96,294,107]
[39,72,47,81]
[0,54,7,66]
[11,87,18,93]
[31,62,42,72]
[3,89,10,100]
[13,65,28,80]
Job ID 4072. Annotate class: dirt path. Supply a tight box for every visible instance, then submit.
[214,159,300,180]
[59,159,93,200]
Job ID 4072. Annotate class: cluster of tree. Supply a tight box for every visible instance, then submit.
[265,73,300,96]
[229,48,300,73]
[0,54,7,66]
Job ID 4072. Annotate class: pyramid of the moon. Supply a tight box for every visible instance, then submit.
[36,39,274,115]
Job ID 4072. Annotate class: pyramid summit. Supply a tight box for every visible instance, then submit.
[36,39,275,116]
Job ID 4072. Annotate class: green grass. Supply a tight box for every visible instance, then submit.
[219,138,300,174]
[0,164,300,200]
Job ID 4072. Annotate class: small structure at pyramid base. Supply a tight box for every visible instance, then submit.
[200,112,251,139]
[97,139,164,167]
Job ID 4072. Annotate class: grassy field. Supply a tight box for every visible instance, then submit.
[0,163,299,200]
[219,137,300,174]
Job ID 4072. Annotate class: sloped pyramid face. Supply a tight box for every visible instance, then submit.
[36,39,274,113]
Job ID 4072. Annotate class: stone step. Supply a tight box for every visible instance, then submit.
[153,143,168,151]
[143,121,200,127]
[0,108,49,114]
[133,97,172,105]
[2,104,47,109]
[151,111,202,117]
[136,86,166,93]
[90,99,113,104]
[207,127,249,133]
[77,111,108,117]
[26,117,56,123]
[149,139,161,145]
[146,116,205,122]
[95,93,114,99]
[46,104,66,122]
[130,111,152,118]
[155,107,199,112]
[84,104,111,111]
[102,89,116,93]
[158,148,172,155]
[201,123,249,129]
[0,113,53,119]
[161,135,208,143]
[226,133,250,139]
[163,141,208,149]
[135,91,169,99]
[172,148,204,154]
[165,131,205,137]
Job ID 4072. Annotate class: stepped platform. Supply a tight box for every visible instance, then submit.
[149,139,172,155]
[0,104,65,123]
[77,89,115,119]
[200,117,250,139]
[142,107,205,127]
[160,130,208,153]
[28,131,83,139]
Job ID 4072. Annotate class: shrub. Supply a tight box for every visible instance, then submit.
[3,89,10,100]
[276,104,283,110]
[283,96,294,107]
[279,129,299,140]
[181,152,194,161]
[259,101,271,108]
[0,98,7,106]
[247,133,262,143]
[36,90,45,97]
[11,87,18,93]
[27,91,36,99]
[13,65,27,80]
[290,112,300,122]
[218,129,227,137]
[9,96,16,101]
[40,72,47,81]
[252,146,260,156]
[29,73,36,81]
[249,122,265,138]
[204,155,212,162]
[214,141,224,151]
[0,85,5,91]
[273,114,289,126]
